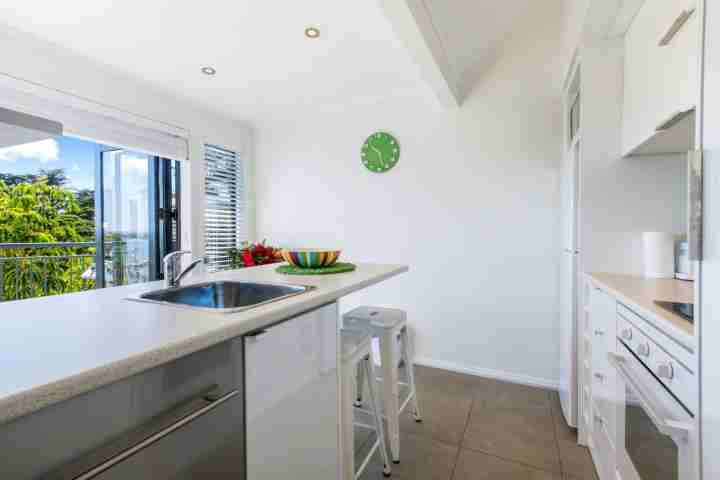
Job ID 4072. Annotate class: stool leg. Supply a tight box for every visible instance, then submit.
[400,327,422,422]
[364,355,392,477]
[380,330,401,463]
[354,361,365,407]
[341,361,356,480]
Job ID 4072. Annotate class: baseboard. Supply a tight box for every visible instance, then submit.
[414,357,559,391]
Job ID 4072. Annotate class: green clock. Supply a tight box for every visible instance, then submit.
[362,132,400,173]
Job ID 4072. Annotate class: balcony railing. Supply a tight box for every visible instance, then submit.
[0,242,97,302]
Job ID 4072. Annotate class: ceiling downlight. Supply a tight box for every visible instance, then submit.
[304,27,320,39]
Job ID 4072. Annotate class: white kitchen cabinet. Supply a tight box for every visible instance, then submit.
[623,0,700,156]
[585,282,618,480]
[245,302,340,480]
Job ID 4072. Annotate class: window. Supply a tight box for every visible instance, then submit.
[204,145,245,271]
[0,135,181,301]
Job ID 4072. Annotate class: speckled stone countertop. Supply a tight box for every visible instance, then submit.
[0,263,407,425]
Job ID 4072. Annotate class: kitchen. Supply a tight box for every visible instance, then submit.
[0,1,718,479]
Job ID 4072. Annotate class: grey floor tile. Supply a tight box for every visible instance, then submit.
[463,407,561,473]
[557,441,598,480]
[399,388,472,446]
[413,365,494,400]
[453,449,562,480]
[549,392,578,446]
[357,367,604,480]
[358,432,458,480]
[475,380,553,412]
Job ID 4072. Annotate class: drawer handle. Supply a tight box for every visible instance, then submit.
[637,343,651,357]
[594,329,605,336]
[659,8,696,46]
[594,372,605,382]
[657,362,675,380]
[621,328,632,341]
[594,414,604,425]
[72,388,240,480]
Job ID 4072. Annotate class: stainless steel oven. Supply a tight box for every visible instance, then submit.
[610,311,697,480]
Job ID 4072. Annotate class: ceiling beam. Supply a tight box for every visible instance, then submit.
[378,0,462,108]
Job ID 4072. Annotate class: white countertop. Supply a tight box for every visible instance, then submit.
[0,263,407,424]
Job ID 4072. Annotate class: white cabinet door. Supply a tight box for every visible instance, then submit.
[588,286,618,470]
[245,302,339,480]
[623,0,699,155]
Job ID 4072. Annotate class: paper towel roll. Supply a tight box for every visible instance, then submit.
[642,232,675,279]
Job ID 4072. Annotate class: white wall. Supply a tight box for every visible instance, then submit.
[0,25,253,255]
[254,5,566,386]
[559,0,590,75]
[579,40,688,277]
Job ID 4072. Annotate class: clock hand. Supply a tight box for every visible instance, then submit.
[371,145,383,163]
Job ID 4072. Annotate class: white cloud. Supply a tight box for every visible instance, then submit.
[0,139,59,163]
[71,163,81,172]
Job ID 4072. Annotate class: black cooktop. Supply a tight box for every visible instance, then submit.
[656,301,694,323]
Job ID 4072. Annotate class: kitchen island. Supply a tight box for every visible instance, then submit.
[0,262,407,479]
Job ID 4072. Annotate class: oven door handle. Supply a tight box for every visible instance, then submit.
[608,353,692,439]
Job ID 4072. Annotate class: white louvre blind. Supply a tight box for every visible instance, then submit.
[205,144,245,271]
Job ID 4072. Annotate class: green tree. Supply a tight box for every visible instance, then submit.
[75,188,96,229]
[38,168,70,187]
[0,172,38,186]
[0,181,95,299]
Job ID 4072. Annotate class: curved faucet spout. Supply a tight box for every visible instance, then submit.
[174,258,206,286]
[163,251,207,288]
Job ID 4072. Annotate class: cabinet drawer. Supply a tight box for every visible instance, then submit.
[591,368,616,448]
[591,401,615,480]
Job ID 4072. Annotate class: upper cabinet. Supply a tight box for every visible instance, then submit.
[622,0,700,156]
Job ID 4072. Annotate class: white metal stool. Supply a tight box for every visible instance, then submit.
[341,328,392,479]
[343,307,422,464]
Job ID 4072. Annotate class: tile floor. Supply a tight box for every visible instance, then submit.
[356,365,599,480]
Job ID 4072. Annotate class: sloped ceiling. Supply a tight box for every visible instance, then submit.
[422,0,534,96]
[0,0,537,120]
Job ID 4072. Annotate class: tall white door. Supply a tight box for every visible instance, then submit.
[559,139,580,427]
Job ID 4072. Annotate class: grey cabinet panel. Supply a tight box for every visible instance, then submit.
[0,339,243,479]
[86,392,244,480]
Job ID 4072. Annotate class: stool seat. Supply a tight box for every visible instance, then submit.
[341,328,372,360]
[344,306,406,331]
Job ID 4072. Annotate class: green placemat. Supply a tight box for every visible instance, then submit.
[276,262,357,275]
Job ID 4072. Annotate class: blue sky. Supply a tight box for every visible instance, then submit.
[0,136,97,190]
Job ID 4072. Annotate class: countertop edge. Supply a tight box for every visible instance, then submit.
[583,272,694,351]
[0,264,408,425]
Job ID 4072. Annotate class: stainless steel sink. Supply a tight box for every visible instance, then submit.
[129,281,313,313]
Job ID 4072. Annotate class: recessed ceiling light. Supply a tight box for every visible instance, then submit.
[201,66,217,76]
[304,27,320,39]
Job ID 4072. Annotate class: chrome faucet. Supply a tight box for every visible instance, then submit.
[163,251,207,288]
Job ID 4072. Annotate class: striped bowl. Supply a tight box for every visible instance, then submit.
[281,249,341,268]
